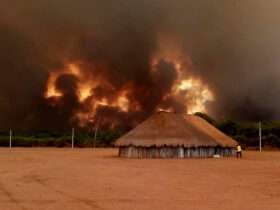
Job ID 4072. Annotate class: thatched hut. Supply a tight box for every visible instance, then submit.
[115,112,237,158]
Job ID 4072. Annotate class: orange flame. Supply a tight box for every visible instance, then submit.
[45,37,215,127]
[45,63,132,126]
[153,35,215,114]
[46,63,94,101]
[174,78,214,114]
[45,72,63,98]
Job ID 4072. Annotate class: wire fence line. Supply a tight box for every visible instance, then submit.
[0,128,124,148]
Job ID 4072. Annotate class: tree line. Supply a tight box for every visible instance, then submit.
[1,113,280,148]
[0,129,124,147]
[195,112,280,149]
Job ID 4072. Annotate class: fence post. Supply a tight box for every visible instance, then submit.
[72,128,75,149]
[9,129,12,149]
[259,122,262,152]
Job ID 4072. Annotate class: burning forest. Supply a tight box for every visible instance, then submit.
[44,39,214,129]
[1,1,280,130]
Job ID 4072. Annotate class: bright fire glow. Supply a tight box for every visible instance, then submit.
[46,63,94,102]
[76,93,131,127]
[175,79,214,114]
[45,72,63,98]
[45,37,215,127]
[116,94,130,112]
[79,84,92,102]
[45,63,131,126]
[153,36,215,114]
[176,79,193,91]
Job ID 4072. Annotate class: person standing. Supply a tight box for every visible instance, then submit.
[236,144,242,158]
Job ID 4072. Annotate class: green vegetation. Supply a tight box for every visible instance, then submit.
[195,112,280,149]
[0,129,125,148]
[1,113,280,148]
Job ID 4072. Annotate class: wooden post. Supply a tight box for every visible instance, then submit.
[94,120,99,148]
[259,122,262,152]
[9,129,12,149]
[72,128,75,149]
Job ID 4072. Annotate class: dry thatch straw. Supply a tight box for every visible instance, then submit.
[115,112,237,148]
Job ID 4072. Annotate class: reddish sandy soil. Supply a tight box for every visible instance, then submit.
[0,148,279,210]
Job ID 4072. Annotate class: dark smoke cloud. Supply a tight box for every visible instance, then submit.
[1,0,280,130]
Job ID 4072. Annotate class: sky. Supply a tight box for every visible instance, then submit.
[1,0,280,130]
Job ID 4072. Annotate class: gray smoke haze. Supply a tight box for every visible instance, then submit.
[1,0,280,130]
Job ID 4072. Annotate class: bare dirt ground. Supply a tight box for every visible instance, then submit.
[0,148,280,210]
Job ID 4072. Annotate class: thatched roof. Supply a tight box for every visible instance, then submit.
[115,112,237,148]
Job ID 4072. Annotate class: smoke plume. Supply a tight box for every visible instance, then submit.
[1,0,280,130]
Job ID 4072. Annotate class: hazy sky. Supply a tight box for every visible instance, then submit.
[1,1,280,129]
